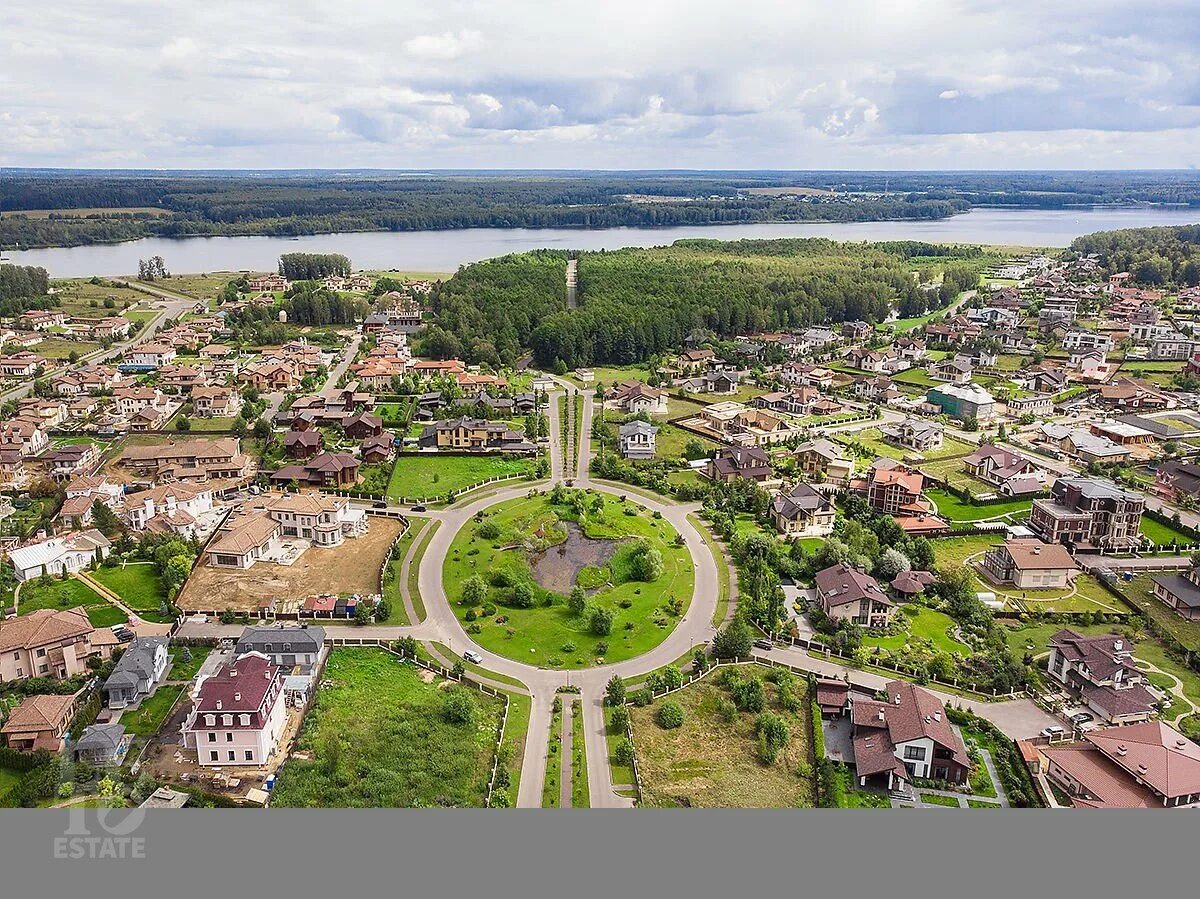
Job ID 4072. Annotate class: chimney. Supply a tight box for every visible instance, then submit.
[1117,744,1127,756]
[933,711,942,722]
[877,709,885,722]
[234,692,241,702]
[894,695,901,705]
[1113,640,1123,652]
[1177,739,1188,749]
[230,668,238,677]
[215,700,222,710]
[1137,764,1148,775]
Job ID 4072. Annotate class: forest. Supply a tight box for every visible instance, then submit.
[1070,224,1200,286]
[431,239,986,369]
[3,169,1197,249]
[0,264,50,302]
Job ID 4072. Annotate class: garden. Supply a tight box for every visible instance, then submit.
[12,576,127,628]
[629,664,816,808]
[271,649,504,807]
[443,487,694,668]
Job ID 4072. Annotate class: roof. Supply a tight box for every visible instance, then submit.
[194,651,280,714]
[770,482,830,520]
[236,625,325,653]
[104,637,167,689]
[1,693,76,734]
[1152,573,1200,610]
[851,682,969,773]
[998,539,1077,572]
[265,492,343,515]
[8,529,111,572]
[619,420,658,438]
[139,787,190,809]
[795,438,848,461]
[208,512,280,556]
[74,723,127,752]
[890,570,936,595]
[1085,722,1200,800]
[815,563,889,608]
[1041,743,1160,808]
[0,608,92,653]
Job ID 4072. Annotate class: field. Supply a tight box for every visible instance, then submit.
[891,367,940,389]
[386,453,534,502]
[31,338,101,361]
[48,278,147,315]
[862,606,970,655]
[1116,575,1200,653]
[566,365,652,389]
[122,685,184,738]
[271,649,503,807]
[1117,362,1184,388]
[926,489,1032,523]
[178,516,403,611]
[929,534,998,570]
[1140,516,1196,547]
[631,666,815,808]
[443,491,694,668]
[91,564,167,612]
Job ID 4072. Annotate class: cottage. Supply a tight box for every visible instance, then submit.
[981,539,1077,589]
[270,452,361,489]
[815,563,894,628]
[7,530,110,582]
[792,438,854,486]
[769,483,836,538]
[183,652,287,767]
[879,418,944,452]
[103,637,169,709]
[72,723,131,766]
[1046,630,1157,724]
[962,444,1045,496]
[1,693,79,752]
[704,445,771,483]
[618,420,658,460]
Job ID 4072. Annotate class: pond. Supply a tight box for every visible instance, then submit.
[529,520,620,594]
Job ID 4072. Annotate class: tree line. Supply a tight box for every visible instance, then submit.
[278,252,351,280]
[1070,224,1200,286]
[0,263,50,301]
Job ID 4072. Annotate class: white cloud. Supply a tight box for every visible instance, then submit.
[0,1,1196,168]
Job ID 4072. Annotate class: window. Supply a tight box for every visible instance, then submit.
[207,732,216,743]
[226,732,234,742]
[210,750,219,762]
[222,714,232,726]
[35,648,45,658]
[240,714,250,726]
[205,715,215,727]
[245,750,254,762]
[903,745,927,761]
[228,751,235,761]
[38,664,48,674]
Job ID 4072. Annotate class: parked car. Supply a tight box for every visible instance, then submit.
[1041,725,1066,739]
[753,639,774,651]
[1069,712,1094,726]
[411,504,427,513]
[373,500,387,509]
[463,650,483,664]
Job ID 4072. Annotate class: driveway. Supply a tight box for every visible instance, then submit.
[822,716,853,764]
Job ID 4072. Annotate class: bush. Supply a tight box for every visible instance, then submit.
[443,690,478,726]
[712,617,753,659]
[477,519,501,540]
[732,677,765,713]
[755,712,790,765]
[716,696,738,722]
[656,700,685,729]
[613,738,635,766]
[511,582,535,609]
[605,675,626,706]
[589,605,614,636]
[661,665,684,690]
[609,706,629,732]
[568,586,587,616]
[462,575,488,606]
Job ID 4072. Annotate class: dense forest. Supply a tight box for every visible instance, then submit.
[3,169,1198,250]
[1070,224,1200,286]
[0,263,50,301]
[278,252,351,280]
[431,239,985,369]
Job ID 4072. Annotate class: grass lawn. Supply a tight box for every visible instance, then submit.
[444,491,694,668]
[498,692,531,805]
[926,489,1031,523]
[892,368,940,389]
[606,705,635,787]
[16,577,112,616]
[631,665,815,808]
[831,764,892,808]
[0,767,23,802]
[122,685,183,738]
[543,700,564,808]
[386,453,534,502]
[272,649,503,807]
[833,427,909,462]
[571,700,589,808]
[862,606,970,655]
[919,792,961,807]
[930,534,998,570]
[1140,516,1197,547]
[184,416,239,433]
[33,338,102,361]
[406,521,438,623]
[1116,576,1200,653]
[566,366,652,389]
[87,605,129,627]
[168,645,212,681]
[91,564,167,612]
[653,420,717,461]
[967,799,1002,808]
[380,526,418,625]
[689,514,731,626]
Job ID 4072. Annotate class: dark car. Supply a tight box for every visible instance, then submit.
[373,500,388,509]
[411,504,427,513]
[753,639,774,651]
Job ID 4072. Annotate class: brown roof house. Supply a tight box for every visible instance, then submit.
[1,692,81,752]
[270,452,360,489]
[980,539,1077,590]
[704,445,771,483]
[769,483,836,539]
[962,444,1046,496]
[848,681,969,793]
[1042,722,1200,808]
[814,563,894,629]
[1046,629,1158,724]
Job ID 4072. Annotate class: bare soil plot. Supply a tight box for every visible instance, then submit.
[178,516,403,611]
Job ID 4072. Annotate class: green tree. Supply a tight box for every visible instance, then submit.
[712,617,753,659]
[462,575,488,606]
[656,700,684,729]
[605,675,626,706]
[568,585,587,616]
[589,605,614,636]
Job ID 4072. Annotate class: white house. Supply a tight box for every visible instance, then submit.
[184,652,287,767]
[618,420,657,460]
[8,530,111,581]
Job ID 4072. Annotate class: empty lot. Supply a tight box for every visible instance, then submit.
[178,516,404,611]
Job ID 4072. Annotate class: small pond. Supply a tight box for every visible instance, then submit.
[529,521,621,594]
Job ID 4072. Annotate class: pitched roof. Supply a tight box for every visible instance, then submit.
[815,563,889,608]
[999,539,1077,571]
[1085,722,1200,800]
[1041,743,1160,808]
[194,652,280,714]
[0,608,93,653]
[1,693,76,734]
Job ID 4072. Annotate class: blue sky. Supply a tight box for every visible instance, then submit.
[2,0,1198,169]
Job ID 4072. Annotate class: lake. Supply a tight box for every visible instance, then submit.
[4,205,1199,278]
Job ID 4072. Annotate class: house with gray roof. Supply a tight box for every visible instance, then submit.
[72,723,131,766]
[234,625,326,674]
[102,637,168,709]
[618,420,658,460]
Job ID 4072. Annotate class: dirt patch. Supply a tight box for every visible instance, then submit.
[177,516,404,611]
[529,521,621,594]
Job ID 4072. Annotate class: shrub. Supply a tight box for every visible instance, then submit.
[589,605,614,636]
[732,677,765,713]
[443,690,477,726]
[605,675,626,706]
[661,665,684,690]
[755,712,790,765]
[656,700,685,729]
[568,586,587,616]
[609,706,629,732]
[712,617,753,659]
[716,696,738,723]
[613,738,635,766]
[511,582,535,609]
[462,575,488,606]
[477,519,501,540]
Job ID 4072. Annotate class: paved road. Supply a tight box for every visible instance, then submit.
[322,333,362,394]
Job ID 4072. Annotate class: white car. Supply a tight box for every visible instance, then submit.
[463,650,483,664]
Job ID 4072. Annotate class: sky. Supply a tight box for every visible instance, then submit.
[2,0,1199,170]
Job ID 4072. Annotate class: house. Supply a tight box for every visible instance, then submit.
[704,445,772,483]
[1063,329,1114,353]
[1046,630,1157,724]
[858,462,946,534]
[241,361,296,391]
[792,439,854,486]
[18,309,67,330]
[191,386,243,418]
[126,483,214,535]
[183,651,287,767]
[72,723,131,766]
[1090,420,1155,447]
[1030,477,1144,552]
[158,364,208,393]
[853,375,900,404]
[130,403,174,432]
[1153,460,1200,505]
[120,342,176,370]
[262,492,367,547]
[360,433,396,464]
[1038,424,1130,464]
[814,563,894,628]
[102,637,169,709]
[1042,722,1200,808]
[417,417,536,454]
[780,363,834,389]
[879,417,944,452]
[0,352,42,378]
[754,387,823,416]
[848,681,970,792]
[1151,566,1200,621]
[842,321,872,340]
[284,429,324,459]
[1,693,80,752]
[929,357,974,384]
[1096,379,1172,412]
[962,444,1046,496]
[343,412,384,440]
[1006,394,1054,418]
[608,381,668,414]
[770,482,836,539]
[269,451,361,489]
[926,383,996,422]
[618,420,657,460]
[206,512,281,568]
[702,370,739,395]
[120,437,253,483]
[41,442,101,482]
[247,274,288,292]
[981,539,1077,589]
[7,530,110,582]
[890,569,936,601]
[234,625,326,674]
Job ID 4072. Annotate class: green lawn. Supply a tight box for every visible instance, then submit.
[891,368,940,389]
[33,338,102,361]
[862,606,970,655]
[543,700,564,807]
[1140,516,1197,547]
[168,645,212,681]
[498,692,531,806]
[930,534,999,570]
[185,416,239,433]
[92,564,168,613]
[272,649,503,807]
[16,577,112,616]
[405,521,438,623]
[122,685,183,737]
[443,491,694,668]
[689,514,731,626]
[1115,576,1200,653]
[0,767,23,802]
[87,605,129,628]
[926,489,1032,523]
[630,665,816,808]
[386,453,534,502]
[833,428,909,461]
[380,527,417,625]
[606,705,635,787]
[571,700,589,807]
[652,420,717,461]
[919,792,961,807]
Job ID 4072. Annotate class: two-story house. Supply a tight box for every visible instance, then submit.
[184,652,287,767]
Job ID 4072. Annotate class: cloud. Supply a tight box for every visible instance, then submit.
[1,1,1198,168]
